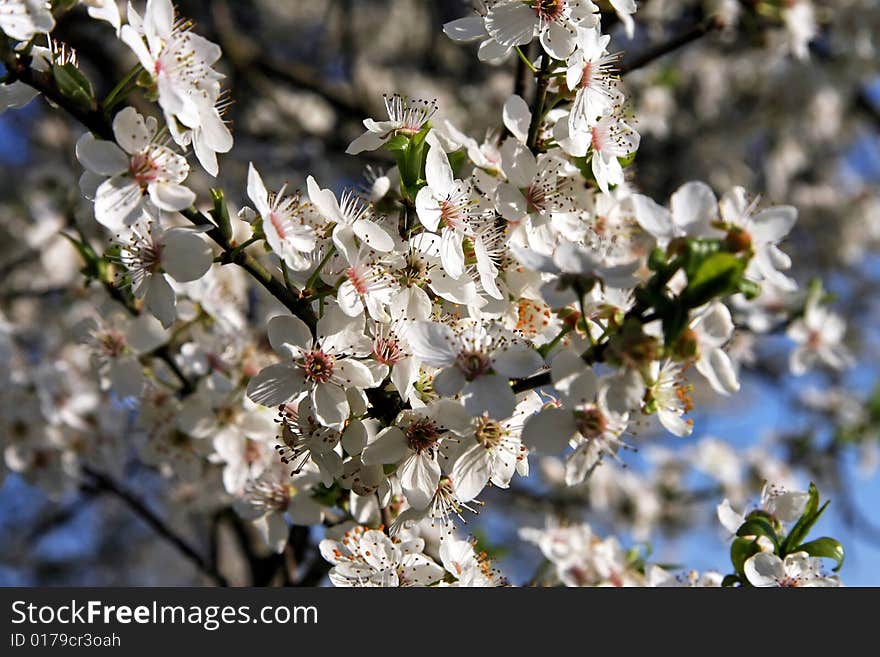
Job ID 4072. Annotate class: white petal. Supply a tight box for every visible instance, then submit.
[353,219,395,252]
[751,206,797,243]
[696,348,740,396]
[312,382,350,429]
[94,176,143,230]
[425,140,454,196]
[492,343,543,379]
[451,443,491,502]
[502,94,531,144]
[145,274,176,328]
[443,16,488,42]
[160,228,212,282]
[246,162,270,216]
[75,132,128,175]
[461,374,515,419]
[415,186,443,232]
[670,181,718,235]
[399,452,441,511]
[112,106,152,154]
[522,407,577,453]
[407,321,458,367]
[744,553,784,587]
[432,366,467,397]
[149,182,195,212]
[361,427,409,465]
[267,314,312,358]
[246,363,305,407]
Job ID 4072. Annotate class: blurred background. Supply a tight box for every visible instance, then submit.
[1,0,879,585]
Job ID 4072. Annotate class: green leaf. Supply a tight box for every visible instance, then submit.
[781,482,824,554]
[721,574,741,587]
[795,537,845,572]
[737,278,761,300]
[210,188,232,241]
[61,232,101,279]
[736,517,780,552]
[730,536,762,576]
[52,63,94,109]
[661,303,688,347]
[647,248,667,271]
[682,252,746,308]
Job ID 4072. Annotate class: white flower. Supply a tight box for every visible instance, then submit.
[275,398,346,487]
[407,319,543,419]
[787,294,853,375]
[439,538,507,586]
[246,163,317,271]
[361,401,470,510]
[346,94,438,155]
[114,213,214,328]
[484,0,599,61]
[416,134,496,282]
[82,0,121,33]
[307,175,395,263]
[494,140,579,225]
[121,0,232,175]
[522,353,630,485]
[245,311,376,429]
[319,526,443,587]
[0,0,54,42]
[76,107,195,230]
[760,482,809,523]
[690,302,740,395]
[744,551,840,587]
[718,186,797,291]
[73,310,167,398]
[565,27,622,131]
[632,181,721,247]
[568,114,640,192]
[447,393,538,502]
[646,359,693,437]
[177,372,277,494]
[337,245,398,322]
[242,463,327,553]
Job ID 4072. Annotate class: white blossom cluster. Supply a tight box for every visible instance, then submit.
[0,0,858,586]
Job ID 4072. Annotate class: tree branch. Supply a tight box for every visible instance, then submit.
[4,47,319,334]
[618,18,721,76]
[83,466,228,586]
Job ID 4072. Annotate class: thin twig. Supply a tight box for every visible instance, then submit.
[618,18,721,76]
[83,466,228,586]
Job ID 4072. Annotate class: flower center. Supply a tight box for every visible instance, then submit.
[474,416,504,449]
[440,199,462,229]
[268,210,288,240]
[372,336,403,365]
[525,184,547,213]
[580,61,593,89]
[243,438,263,464]
[346,266,369,295]
[591,126,604,152]
[129,151,160,188]
[575,407,607,438]
[302,350,335,383]
[532,0,565,21]
[405,418,441,453]
[97,329,127,358]
[455,349,492,380]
